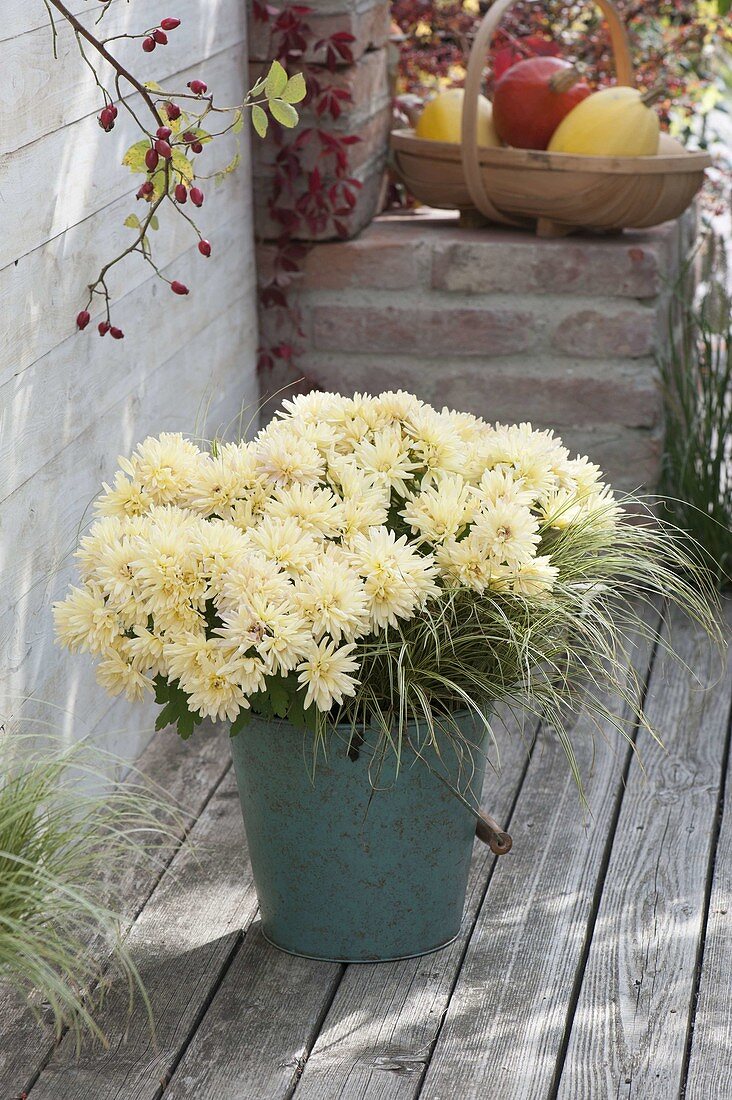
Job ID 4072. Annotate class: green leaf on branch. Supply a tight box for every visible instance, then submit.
[122,139,151,174]
[232,109,244,134]
[252,104,268,138]
[149,215,159,231]
[215,151,240,186]
[171,149,194,183]
[269,99,299,128]
[282,72,306,104]
[249,74,268,97]
[124,213,141,229]
[144,81,163,92]
[264,59,288,99]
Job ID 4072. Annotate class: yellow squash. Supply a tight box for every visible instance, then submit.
[415,88,500,147]
[548,86,662,156]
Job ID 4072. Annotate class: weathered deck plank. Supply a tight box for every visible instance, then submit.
[163,926,342,1100]
[28,769,257,1100]
[417,609,660,1100]
[684,635,732,1097]
[556,603,732,1099]
[0,723,231,1099]
[159,710,534,1100]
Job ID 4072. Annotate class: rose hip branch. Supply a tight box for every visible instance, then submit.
[43,0,305,341]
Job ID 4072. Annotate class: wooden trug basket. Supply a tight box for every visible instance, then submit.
[391,0,712,237]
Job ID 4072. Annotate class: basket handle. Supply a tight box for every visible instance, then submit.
[460,0,635,223]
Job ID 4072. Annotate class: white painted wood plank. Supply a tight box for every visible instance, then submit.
[0,123,252,385]
[160,707,535,1100]
[685,605,732,1100]
[2,0,125,45]
[0,168,253,502]
[418,610,660,1100]
[2,0,245,156]
[556,604,732,1100]
[28,767,259,1100]
[0,43,248,271]
[0,718,232,1097]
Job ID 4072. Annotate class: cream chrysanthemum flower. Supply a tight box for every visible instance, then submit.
[294,554,369,643]
[297,639,359,712]
[473,500,541,567]
[264,483,343,538]
[120,433,200,506]
[96,645,153,701]
[352,425,419,498]
[127,624,167,676]
[131,510,208,619]
[256,425,325,489]
[350,527,439,630]
[477,468,536,509]
[53,586,123,655]
[401,474,477,544]
[95,471,153,519]
[164,635,256,721]
[436,532,495,593]
[218,594,314,674]
[184,452,257,519]
[406,408,468,486]
[194,520,251,590]
[246,515,320,577]
[511,555,559,597]
[218,550,293,611]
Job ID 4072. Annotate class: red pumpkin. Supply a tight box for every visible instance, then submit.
[492,57,591,151]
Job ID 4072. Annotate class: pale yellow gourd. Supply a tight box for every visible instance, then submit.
[547,86,662,156]
[415,88,500,147]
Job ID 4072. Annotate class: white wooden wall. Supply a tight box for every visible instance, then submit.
[0,0,259,764]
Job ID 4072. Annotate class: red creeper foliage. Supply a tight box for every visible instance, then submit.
[253,4,364,378]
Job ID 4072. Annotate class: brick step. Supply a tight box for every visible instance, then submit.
[257,208,697,491]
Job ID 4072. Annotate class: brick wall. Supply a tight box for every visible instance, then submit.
[258,208,697,492]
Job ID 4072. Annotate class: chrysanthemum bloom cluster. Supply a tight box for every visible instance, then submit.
[54,391,619,732]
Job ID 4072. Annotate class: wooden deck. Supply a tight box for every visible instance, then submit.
[2,602,731,1100]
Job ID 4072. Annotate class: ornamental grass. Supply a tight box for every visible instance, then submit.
[0,735,181,1047]
[54,391,720,793]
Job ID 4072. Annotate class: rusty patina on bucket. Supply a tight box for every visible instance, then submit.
[230,713,490,962]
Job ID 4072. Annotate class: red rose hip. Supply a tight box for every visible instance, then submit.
[76,310,91,330]
[171,280,189,295]
[174,183,188,203]
[189,186,204,207]
[198,239,211,257]
[160,17,181,30]
[145,147,159,171]
[142,36,156,52]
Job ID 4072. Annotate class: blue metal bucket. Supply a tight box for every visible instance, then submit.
[229,713,490,962]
